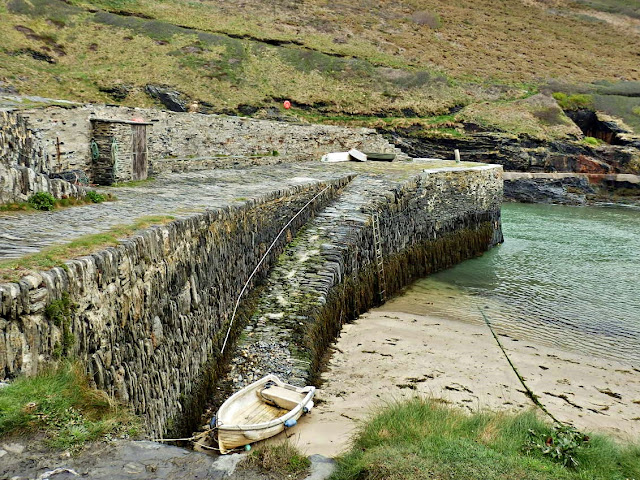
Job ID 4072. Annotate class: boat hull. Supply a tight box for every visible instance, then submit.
[364,152,396,161]
[216,375,315,454]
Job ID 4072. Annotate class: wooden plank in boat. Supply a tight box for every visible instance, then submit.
[261,385,305,410]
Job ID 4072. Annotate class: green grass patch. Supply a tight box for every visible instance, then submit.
[552,92,594,110]
[0,202,33,213]
[593,94,640,134]
[110,177,156,188]
[84,190,106,203]
[573,0,640,19]
[458,95,579,140]
[1,193,115,214]
[0,361,140,451]
[583,136,604,146]
[242,440,311,479]
[0,215,174,283]
[331,398,640,480]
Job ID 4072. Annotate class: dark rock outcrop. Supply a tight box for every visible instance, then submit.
[144,84,191,112]
[503,172,640,205]
[504,176,594,205]
[99,84,132,101]
[390,131,639,174]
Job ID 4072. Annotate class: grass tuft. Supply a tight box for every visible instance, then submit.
[1,193,115,214]
[331,398,640,480]
[110,177,156,188]
[242,440,311,478]
[583,136,604,146]
[0,361,140,451]
[84,190,106,203]
[0,215,174,283]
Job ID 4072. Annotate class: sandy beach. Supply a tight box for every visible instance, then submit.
[281,300,640,457]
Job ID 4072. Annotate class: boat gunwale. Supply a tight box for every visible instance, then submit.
[216,374,315,432]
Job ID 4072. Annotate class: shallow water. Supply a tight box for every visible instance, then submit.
[390,203,640,366]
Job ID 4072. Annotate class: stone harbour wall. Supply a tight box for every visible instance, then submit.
[1,104,403,179]
[0,177,350,437]
[223,164,503,395]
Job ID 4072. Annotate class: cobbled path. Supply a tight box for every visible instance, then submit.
[0,162,352,259]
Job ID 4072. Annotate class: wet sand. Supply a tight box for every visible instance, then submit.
[281,303,640,457]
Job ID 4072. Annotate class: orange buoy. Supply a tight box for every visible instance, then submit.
[283,100,291,110]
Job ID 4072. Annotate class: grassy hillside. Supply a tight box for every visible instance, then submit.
[0,0,639,133]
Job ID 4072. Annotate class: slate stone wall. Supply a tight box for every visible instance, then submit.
[0,163,86,204]
[0,109,83,203]
[1,104,404,180]
[0,177,349,436]
[0,110,51,173]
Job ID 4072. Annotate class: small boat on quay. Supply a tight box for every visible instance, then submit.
[215,374,315,454]
[363,152,396,161]
[320,149,396,163]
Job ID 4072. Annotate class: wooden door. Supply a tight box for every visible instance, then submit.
[131,124,148,181]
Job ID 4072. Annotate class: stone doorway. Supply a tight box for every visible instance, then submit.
[131,123,148,181]
[90,119,152,185]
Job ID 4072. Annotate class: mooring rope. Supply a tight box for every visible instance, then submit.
[153,436,197,442]
[219,184,332,355]
[479,308,564,425]
[152,435,225,452]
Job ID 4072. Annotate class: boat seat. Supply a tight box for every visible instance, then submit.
[260,385,304,411]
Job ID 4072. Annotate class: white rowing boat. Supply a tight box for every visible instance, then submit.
[215,374,315,454]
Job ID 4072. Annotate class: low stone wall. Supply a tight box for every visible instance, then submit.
[0,176,350,436]
[222,164,503,396]
[0,163,86,204]
[1,104,403,179]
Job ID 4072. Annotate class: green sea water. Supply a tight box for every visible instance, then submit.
[400,203,640,367]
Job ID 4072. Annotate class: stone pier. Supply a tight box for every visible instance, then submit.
[0,160,502,438]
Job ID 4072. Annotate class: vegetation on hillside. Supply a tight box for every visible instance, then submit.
[332,398,640,480]
[1,0,639,134]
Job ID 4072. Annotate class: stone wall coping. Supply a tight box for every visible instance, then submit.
[420,163,502,174]
[90,118,154,126]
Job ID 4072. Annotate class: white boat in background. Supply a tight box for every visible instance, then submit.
[215,374,315,454]
[347,148,367,162]
[321,151,351,163]
[320,149,374,163]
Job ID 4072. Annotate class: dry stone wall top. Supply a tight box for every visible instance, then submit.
[1,104,402,179]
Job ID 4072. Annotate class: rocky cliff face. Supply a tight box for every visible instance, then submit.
[391,131,639,175]
[389,127,640,204]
